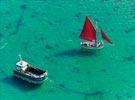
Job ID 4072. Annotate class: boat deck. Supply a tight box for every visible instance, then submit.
[25,66,45,76]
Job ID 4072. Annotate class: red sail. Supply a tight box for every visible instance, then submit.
[101,29,112,44]
[80,16,96,41]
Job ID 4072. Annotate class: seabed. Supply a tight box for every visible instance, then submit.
[0,0,135,100]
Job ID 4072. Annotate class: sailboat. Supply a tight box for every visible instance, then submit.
[80,16,112,50]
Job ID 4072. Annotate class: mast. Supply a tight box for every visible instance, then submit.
[18,54,23,61]
[80,16,96,41]
[101,29,112,44]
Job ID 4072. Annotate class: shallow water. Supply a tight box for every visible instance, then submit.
[0,0,135,100]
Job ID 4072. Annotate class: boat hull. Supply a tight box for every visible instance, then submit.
[14,70,47,85]
[80,41,104,50]
[81,45,104,50]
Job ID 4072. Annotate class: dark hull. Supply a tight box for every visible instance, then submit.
[14,70,47,85]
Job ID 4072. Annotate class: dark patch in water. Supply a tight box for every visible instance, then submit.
[54,44,59,48]
[77,80,83,83]
[124,27,135,34]
[45,45,53,50]
[115,94,121,99]
[5,11,10,15]
[0,70,6,75]
[101,69,107,73]
[100,0,109,3]
[45,20,53,25]
[133,16,135,19]
[44,56,50,59]
[113,0,122,3]
[5,23,12,30]
[54,49,96,58]
[9,4,26,36]
[126,55,135,62]
[55,83,103,98]
[75,12,82,20]
[72,67,80,73]
[20,4,27,10]
[40,37,45,41]
[30,11,39,18]
[126,93,132,98]
[121,79,128,83]
[106,13,111,16]
[49,75,55,79]
[30,14,36,18]
[84,95,88,100]
[9,13,23,36]
[86,71,90,74]
[2,76,40,92]
[84,91,103,99]
[72,32,76,35]
[54,19,62,24]
[132,84,135,88]
[34,36,45,44]
[131,2,135,19]
[90,91,103,97]
[41,12,47,16]
[110,28,114,32]
[130,44,135,48]
[113,6,119,12]
[0,33,3,37]
[31,94,36,97]
[48,89,54,93]
[59,83,66,88]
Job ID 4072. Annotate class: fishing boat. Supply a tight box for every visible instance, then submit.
[14,55,48,85]
[80,16,113,50]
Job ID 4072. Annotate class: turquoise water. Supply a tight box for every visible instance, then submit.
[0,0,135,100]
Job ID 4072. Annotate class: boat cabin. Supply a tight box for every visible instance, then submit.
[16,60,28,71]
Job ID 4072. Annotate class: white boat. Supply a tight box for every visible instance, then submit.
[14,55,48,85]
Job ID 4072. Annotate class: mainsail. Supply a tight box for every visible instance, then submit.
[80,16,96,41]
[101,29,112,44]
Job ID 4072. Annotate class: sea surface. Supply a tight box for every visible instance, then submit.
[0,0,135,100]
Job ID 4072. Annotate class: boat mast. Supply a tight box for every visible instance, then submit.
[18,54,23,61]
[95,21,102,43]
[95,21,98,32]
[95,21,98,41]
